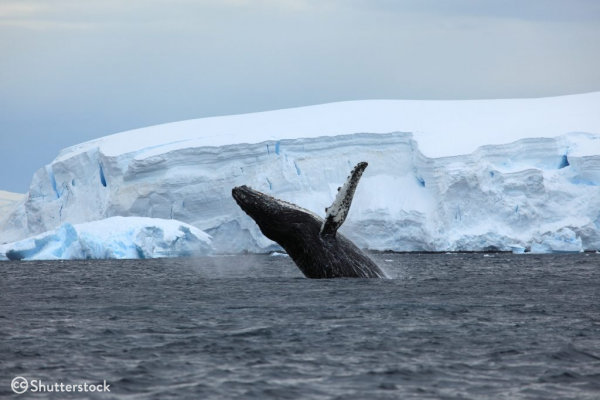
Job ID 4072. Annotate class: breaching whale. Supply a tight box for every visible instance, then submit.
[232,162,388,279]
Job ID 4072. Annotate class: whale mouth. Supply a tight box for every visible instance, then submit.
[232,185,268,218]
[232,185,322,223]
[231,185,246,203]
[232,185,259,205]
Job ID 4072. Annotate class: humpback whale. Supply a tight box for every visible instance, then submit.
[232,162,388,279]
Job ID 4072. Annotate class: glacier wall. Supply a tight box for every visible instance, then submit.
[2,130,600,253]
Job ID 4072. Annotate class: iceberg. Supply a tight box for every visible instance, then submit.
[1,93,600,253]
[507,244,526,254]
[529,228,583,254]
[0,217,212,261]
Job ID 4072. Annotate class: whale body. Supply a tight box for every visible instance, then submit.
[232,162,388,279]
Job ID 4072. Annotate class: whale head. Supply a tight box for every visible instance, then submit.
[231,185,322,245]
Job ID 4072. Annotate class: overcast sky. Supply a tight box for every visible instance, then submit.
[1,0,600,192]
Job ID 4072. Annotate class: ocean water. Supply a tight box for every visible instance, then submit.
[1,253,599,399]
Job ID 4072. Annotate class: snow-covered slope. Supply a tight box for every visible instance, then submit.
[0,217,212,261]
[2,93,600,253]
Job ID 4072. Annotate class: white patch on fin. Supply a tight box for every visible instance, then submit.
[320,162,368,236]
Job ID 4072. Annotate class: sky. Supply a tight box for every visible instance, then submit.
[1,0,600,192]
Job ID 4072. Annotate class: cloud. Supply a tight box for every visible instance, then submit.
[346,0,600,23]
[0,0,326,30]
[3,0,598,33]
[0,3,43,18]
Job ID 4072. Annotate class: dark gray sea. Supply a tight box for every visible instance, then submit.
[1,253,599,399]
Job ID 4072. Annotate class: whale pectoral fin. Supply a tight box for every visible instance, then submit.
[320,162,368,237]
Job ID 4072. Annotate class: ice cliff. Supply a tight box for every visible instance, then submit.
[0,217,212,261]
[1,93,600,254]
